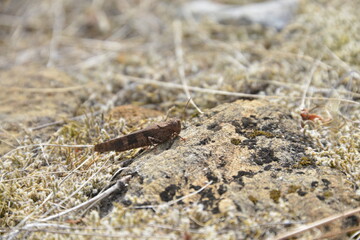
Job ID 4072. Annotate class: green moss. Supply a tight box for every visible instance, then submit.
[247,130,276,139]
[323,191,333,198]
[230,138,242,145]
[60,122,81,139]
[248,195,258,204]
[294,157,315,168]
[269,190,281,203]
[287,185,301,194]
[299,157,314,166]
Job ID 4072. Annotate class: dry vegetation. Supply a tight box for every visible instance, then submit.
[1,0,360,239]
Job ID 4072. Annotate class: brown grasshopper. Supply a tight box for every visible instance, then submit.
[94,118,181,153]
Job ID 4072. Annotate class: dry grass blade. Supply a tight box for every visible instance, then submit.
[5,175,130,240]
[299,59,321,110]
[7,85,92,93]
[173,20,203,114]
[40,175,130,222]
[1,143,94,159]
[47,0,64,67]
[275,207,360,240]
[115,73,360,106]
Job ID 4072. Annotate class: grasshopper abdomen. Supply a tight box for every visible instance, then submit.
[94,118,181,153]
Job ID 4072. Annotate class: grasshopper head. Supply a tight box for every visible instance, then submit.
[171,118,182,135]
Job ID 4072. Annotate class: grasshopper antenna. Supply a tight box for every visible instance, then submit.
[181,97,191,121]
[165,98,191,121]
[165,106,176,121]
[300,59,320,111]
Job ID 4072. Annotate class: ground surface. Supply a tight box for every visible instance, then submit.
[1,0,360,239]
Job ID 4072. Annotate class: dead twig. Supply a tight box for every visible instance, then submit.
[116,73,360,106]
[173,20,203,115]
[7,85,91,93]
[299,59,321,110]
[7,222,170,239]
[1,143,94,159]
[47,0,64,67]
[275,206,360,240]
[40,175,130,222]
[30,110,102,131]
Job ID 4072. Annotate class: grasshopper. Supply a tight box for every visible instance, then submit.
[94,118,181,153]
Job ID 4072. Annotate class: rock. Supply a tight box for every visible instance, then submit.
[103,99,359,237]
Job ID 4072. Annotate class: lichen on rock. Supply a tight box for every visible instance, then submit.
[101,100,358,238]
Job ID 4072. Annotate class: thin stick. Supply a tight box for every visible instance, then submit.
[0,127,21,145]
[39,155,110,219]
[5,192,57,240]
[39,175,130,222]
[115,74,360,106]
[325,46,352,71]
[0,138,16,149]
[0,170,87,183]
[173,20,203,115]
[81,167,128,215]
[47,0,64,67]
[6,222,170,239]
[182,97,192,120]
[275,206,360,240]
[299,60,321,110]
[30,110,102,131]
[315,225,360,240]
[5,223,70,240]
[2,143,94,159]
[6,154,96,237]
[24,229,169,239]
[61,36,130,51]
[7,85,90,93]
[260,79,360,99]
[75,52,118,69]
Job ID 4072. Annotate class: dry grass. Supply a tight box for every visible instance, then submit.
[1,0,360,239]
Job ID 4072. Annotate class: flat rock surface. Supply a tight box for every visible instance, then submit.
[110,99,359,236]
